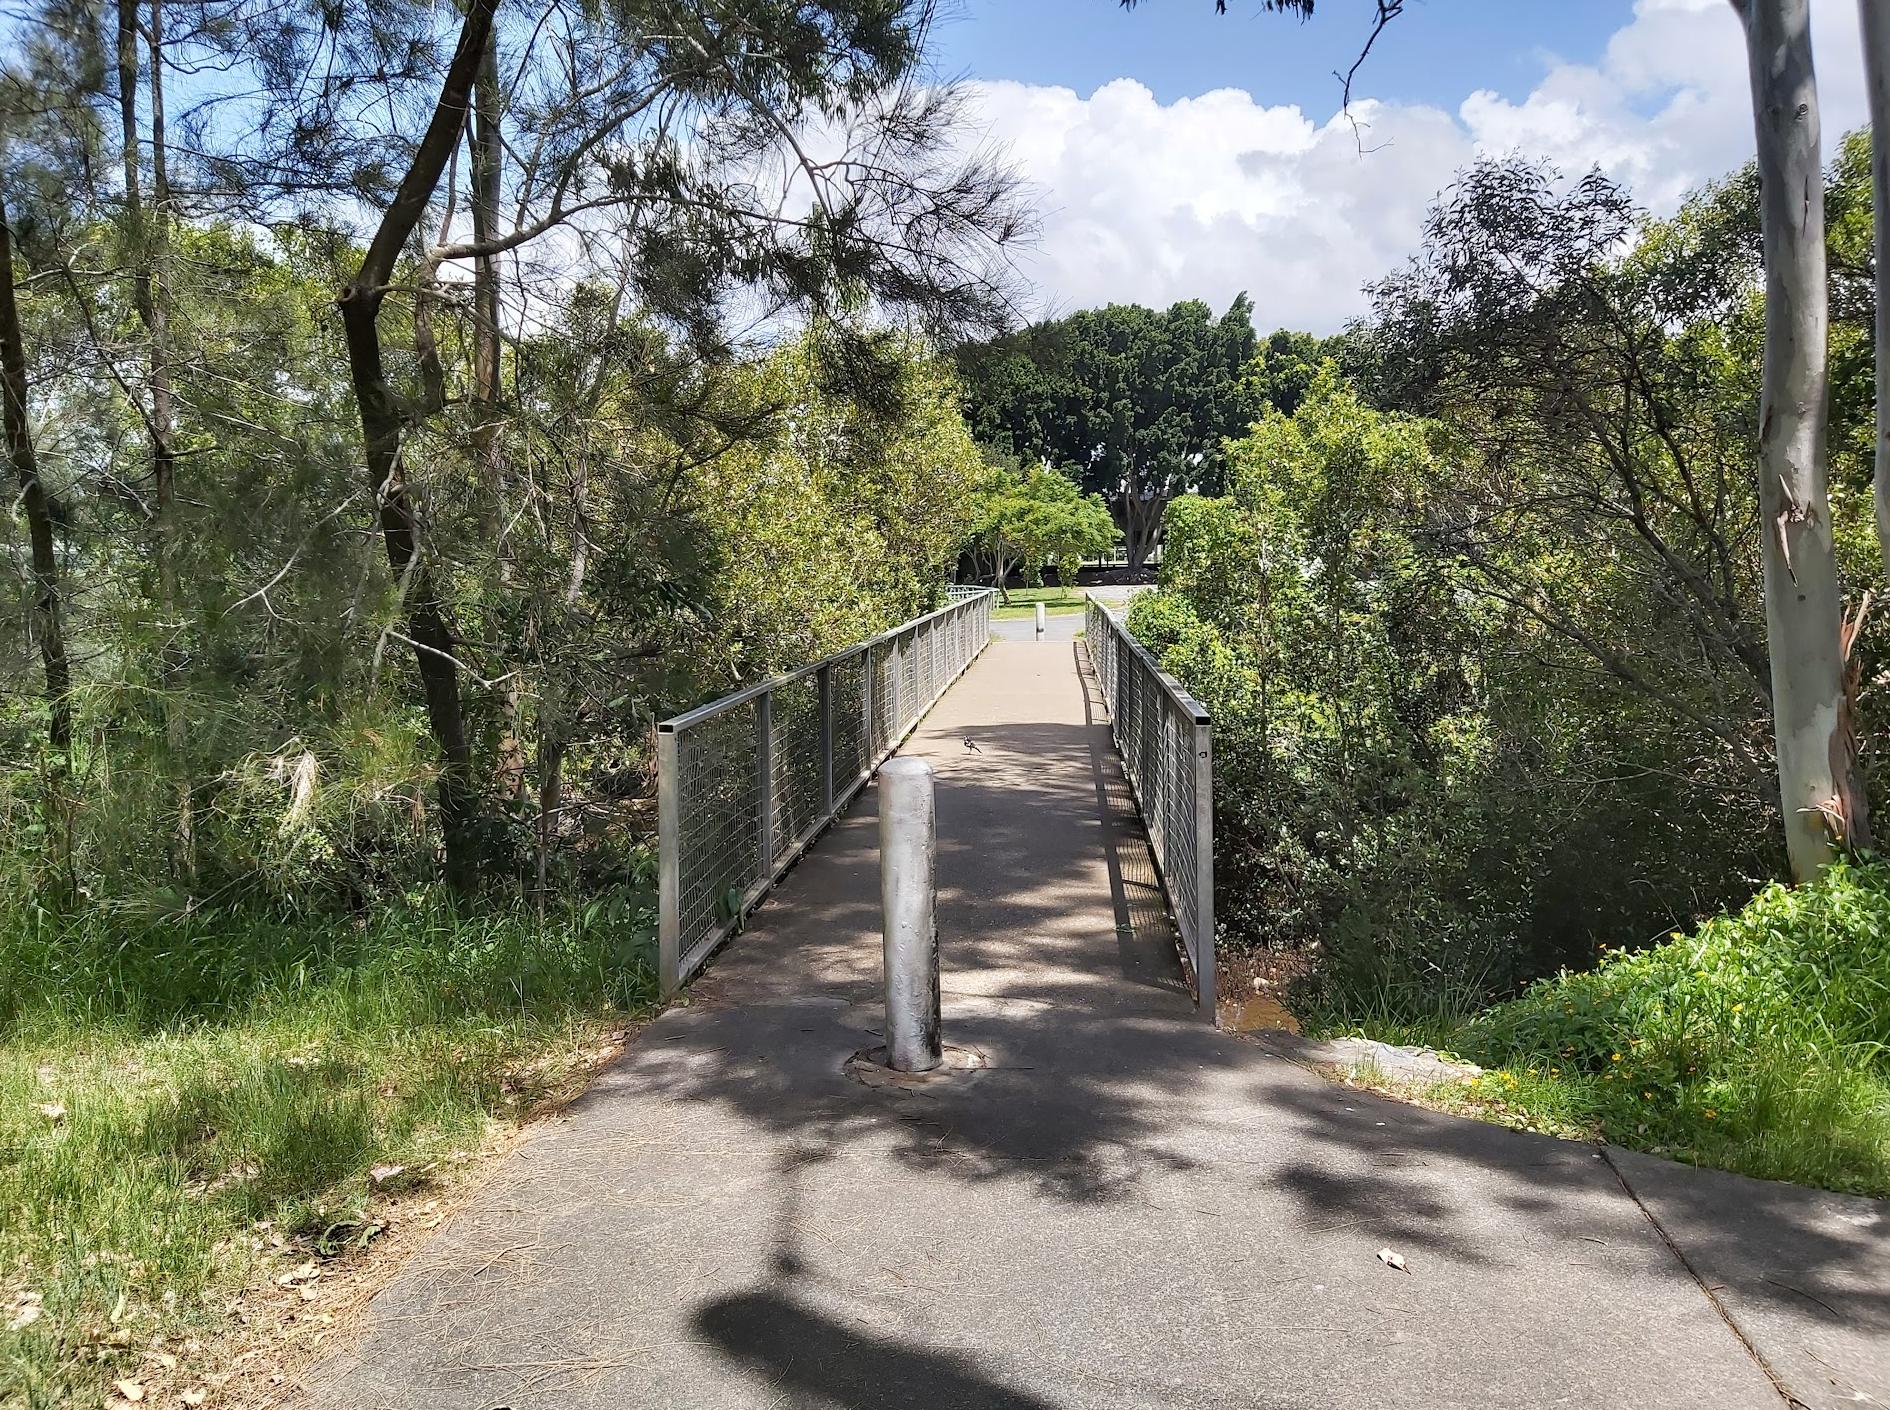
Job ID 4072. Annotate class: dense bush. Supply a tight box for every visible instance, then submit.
[1438,861,1890,1194]
[1131,372,1772,1016]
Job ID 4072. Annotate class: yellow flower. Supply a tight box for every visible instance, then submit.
[1704,1109,1718,1120]
[1641,1091,1653,1099]
[1611,1053,1622,1062]
[1731,1003,1744,1013]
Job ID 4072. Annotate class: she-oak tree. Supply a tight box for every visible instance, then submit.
[268,0,1030,889]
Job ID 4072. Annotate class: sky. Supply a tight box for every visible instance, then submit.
[924,0,1873,333]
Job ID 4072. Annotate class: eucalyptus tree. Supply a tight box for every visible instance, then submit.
[1726,0,1864,875]
[1859,0,1890,573]
[1366,160,1789,816]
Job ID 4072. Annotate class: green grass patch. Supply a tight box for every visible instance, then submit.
[991,586,1087,620]
[0,891,657,1407]
[1319,860,1890,1195]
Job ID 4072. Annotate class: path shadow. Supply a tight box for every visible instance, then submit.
[693,1289,1059,1410]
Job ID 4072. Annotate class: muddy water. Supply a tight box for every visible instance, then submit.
[1220,992,1301,1034]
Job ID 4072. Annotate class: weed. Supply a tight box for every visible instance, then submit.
[0,891,657,1407]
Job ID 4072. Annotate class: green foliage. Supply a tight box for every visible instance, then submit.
[1136,367,1766,1015]
[1433,861,1890,1196]
[689,333,984,679]
[956,296,1261,562]
[0,890,657,1407]
[965,459,1118,593]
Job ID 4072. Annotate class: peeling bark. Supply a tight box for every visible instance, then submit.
[1734,0,1870,875]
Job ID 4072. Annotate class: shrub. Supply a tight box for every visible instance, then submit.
[1448,859,1890,1194]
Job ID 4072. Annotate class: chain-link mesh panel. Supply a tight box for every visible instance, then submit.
[673,701,761,971]
[1084,600,1214,1010]
[767,676,824,863]
[660,590,997,991]
[832,653,868,794]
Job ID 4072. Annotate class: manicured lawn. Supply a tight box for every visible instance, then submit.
[0,895,657,1408]
[989,586,1088,620]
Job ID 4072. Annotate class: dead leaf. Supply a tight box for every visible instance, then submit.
[180,1390,208,1408]
[367,1163,406,1191]
[1375,1247,1410,1273]
[113,1380,145,1402]
[35,1101,66,1124]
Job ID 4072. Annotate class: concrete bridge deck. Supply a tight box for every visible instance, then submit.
[312,640,1889,1410]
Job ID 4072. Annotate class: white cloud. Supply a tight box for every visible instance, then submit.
[967,0,1869,333]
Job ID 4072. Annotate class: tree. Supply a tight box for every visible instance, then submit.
[966,461,1118,597]
[1134,0,1865,881]
[0,186,72,811]
[958,297,1259,568]
[1729,0,1863,875]
[237,0,1030,890]
[1859,0,1890,575]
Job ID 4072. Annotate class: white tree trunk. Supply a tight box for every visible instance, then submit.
[1861,0,1890,576]
[1735,0,1866,877]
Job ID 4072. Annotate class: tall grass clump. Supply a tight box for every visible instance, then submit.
[1440,859,1890,1195]
[0,889,657,1408]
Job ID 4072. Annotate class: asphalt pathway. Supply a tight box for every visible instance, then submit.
[311,640,1889,1410]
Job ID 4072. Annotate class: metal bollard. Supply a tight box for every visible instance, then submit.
[879,757,942,1072]
[1034,602,1046,638]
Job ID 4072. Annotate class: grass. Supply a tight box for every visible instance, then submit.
[990,586,1088,621]
[1308,860,1890,1196]
[0,890,658,1407]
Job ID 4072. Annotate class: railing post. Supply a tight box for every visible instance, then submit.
[657,725,681,998]
[1194,715,1216,1022]
[756,691,775,876]
[818,661,835,813]
[863,644,877,769]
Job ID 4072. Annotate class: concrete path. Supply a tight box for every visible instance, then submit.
[312,641,1890,1410]
[989,611,1084,642]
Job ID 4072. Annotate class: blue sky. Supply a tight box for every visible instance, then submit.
[938,0,1870,331]
[932,1,1636,113]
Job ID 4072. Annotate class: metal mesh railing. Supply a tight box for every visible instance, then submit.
[657,589,996,992]
[1084,599,1216,1017]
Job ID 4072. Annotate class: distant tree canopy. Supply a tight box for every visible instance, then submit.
[965,460,1119,596]
[955,297,1261,568]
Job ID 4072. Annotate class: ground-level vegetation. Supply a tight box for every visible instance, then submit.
[1322,863,1890,1197]
[988,586,1090,620]
[0,899,657,1407]
[987,136,1890,1196]
[0,0,1032,1399]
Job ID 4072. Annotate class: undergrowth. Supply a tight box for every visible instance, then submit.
[1310,859,1890,1196]
[0,891,658,1408]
